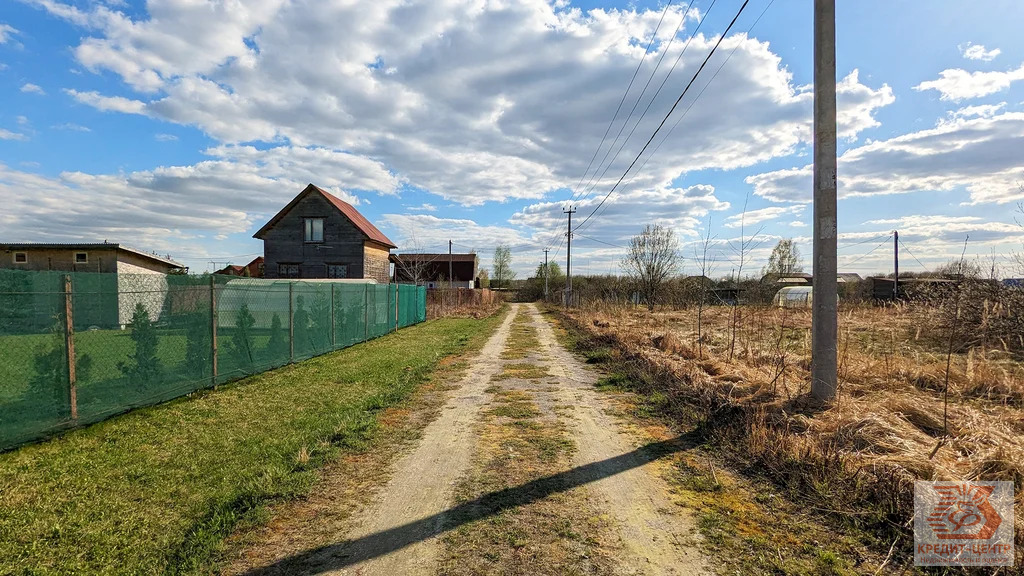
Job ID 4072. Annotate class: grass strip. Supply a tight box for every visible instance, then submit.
[0,311,504,575]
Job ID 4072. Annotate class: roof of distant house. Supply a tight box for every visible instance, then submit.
[253,183,396,248]
[0,242,184,268]
[391,253,478,263]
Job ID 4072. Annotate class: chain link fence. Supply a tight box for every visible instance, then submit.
[0,270,427,451]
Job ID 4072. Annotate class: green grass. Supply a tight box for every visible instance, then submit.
[0,311,504,575]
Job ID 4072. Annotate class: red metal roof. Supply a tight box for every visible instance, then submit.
[253,184,396,248]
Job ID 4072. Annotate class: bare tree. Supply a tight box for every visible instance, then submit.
[392,238,440,285]
[622,224,680,312]
[492,245,515,289]
[726,193,765,362]
[694,216,717,359]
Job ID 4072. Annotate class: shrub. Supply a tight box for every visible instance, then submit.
[117,303,162,386]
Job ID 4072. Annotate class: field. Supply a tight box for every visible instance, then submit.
[0,312,503,575]
[560,301,1024,567]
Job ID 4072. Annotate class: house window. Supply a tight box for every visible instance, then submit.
[13,252,27,264]
[326,264,348,279]
[279,263,300,278]
[304,218,324,242]
[75,252,88,264]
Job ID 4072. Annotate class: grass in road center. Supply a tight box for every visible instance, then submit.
[0,312,504,576]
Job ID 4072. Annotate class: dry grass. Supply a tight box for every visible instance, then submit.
[565,302,1024,564]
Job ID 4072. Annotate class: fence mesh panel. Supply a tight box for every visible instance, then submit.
[0,271,426,451]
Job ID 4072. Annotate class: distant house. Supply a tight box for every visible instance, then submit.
[0,242,185,328]
[214,256,264,278]
[763,272,862,285]
[391,253,478,289]
[0,242,185,275]
[254,184,396,283]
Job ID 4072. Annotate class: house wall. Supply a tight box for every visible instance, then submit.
[116,254,173,326]
[0,247,119,273]
[363,242,391,284]
[262,193,369,279]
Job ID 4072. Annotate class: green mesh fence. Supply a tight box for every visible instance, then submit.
[0,271,427,451]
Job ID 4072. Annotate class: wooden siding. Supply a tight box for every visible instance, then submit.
[262,192,370,279]
[363,242,391,284]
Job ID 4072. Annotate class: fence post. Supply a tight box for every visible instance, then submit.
[210,275,218,387]
[289,282,295,363]
[394,284,399,332]
[331,284,337,349]
[363,283,369,342]
[63,275,78,421]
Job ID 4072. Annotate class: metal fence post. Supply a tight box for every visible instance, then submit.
[394,284,399,332]
[289,282,295,363]
[210,275,218,387]
[363,283,369,342]
[331,284,337,348]
[63,275,78,421]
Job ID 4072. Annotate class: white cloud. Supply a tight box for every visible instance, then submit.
[64,89,146,114]
[154,133,178,141]
[407,203,437,212]
[52,123,91,132]
[746,111,1024,205]
[37,0,892,208]
[16,115,29,126]
[0,23,16,44]
[959,42,1000,62]
[20,83,45,95]
[914,63,1024,101]
[723,205,804,229]
[0,129,26,141]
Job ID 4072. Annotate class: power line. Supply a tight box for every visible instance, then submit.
[575,0,752,234]
[566,0,678,207]
[837,234,891,251]
[547,1,688,250]
[839,234,893,267]
[585,0,775,228]
[898,238,929,270]
[574,0,716,206]
[575,233,626,249]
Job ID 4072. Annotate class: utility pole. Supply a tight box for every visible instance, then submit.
[543,248,550,300]
[449,240,453,289]
[811,0,837,403]
[564,207,576,307]
[893,230,899,300]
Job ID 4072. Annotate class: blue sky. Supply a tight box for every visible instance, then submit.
[2,0,1024,278]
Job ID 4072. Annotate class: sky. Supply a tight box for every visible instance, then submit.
[2,0,1024,279]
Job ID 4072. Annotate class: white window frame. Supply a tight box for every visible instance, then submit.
[75,252,88,264]
[13,252,27,264]
[304,218,325,243]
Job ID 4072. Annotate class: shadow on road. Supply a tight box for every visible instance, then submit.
[239,432,700,575]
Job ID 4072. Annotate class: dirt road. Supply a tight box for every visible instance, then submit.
[236,303,706,575]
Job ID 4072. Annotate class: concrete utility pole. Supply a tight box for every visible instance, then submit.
[449,240,453,289]
[811,0,838,403]
[543,248,550,300]
[893,230,899,300]
[564,207,576,307]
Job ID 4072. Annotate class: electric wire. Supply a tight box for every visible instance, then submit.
[573,0,751,235]
[574,0,716,207]
[898,238,930,270]
[581,0,774,229]
[840,234,893,267]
